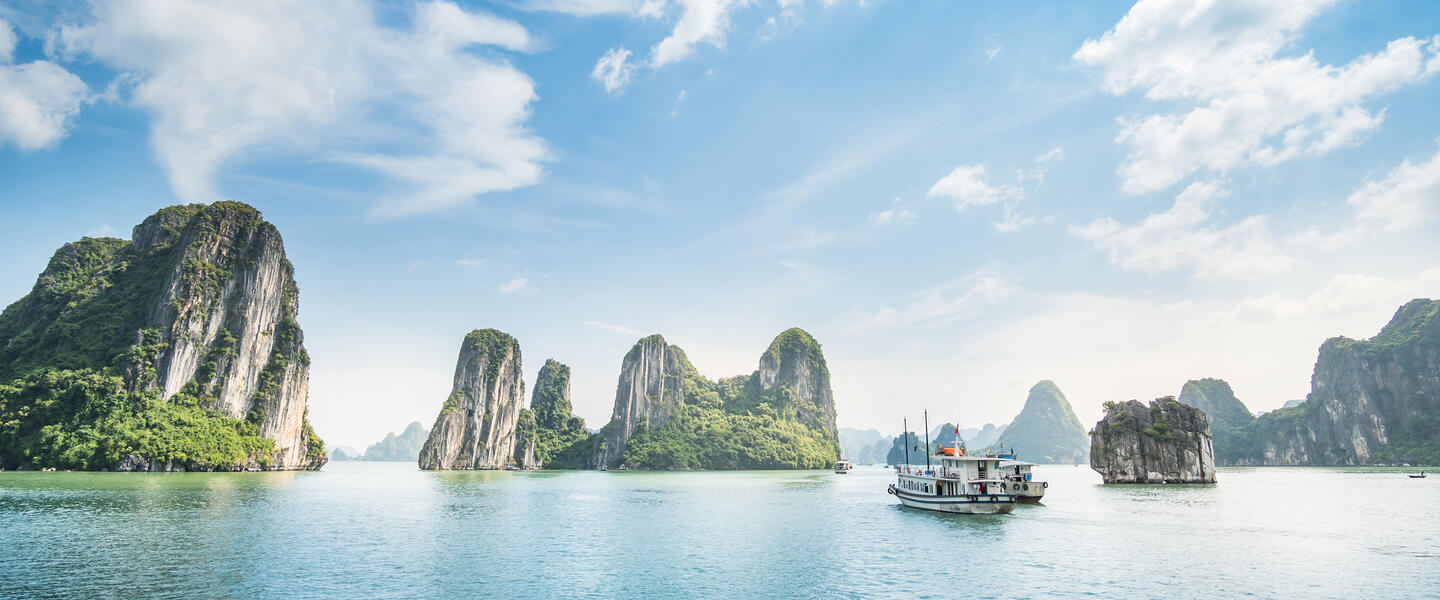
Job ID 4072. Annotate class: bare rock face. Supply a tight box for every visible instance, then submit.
[418,329,527,470]
[0,202,324,471]
[756,328,838,442]
[1239,299,1440,465]
[591,328,840,469]
[1090,397,1216,484]
[593,334,691,468]
[133,203,320,469]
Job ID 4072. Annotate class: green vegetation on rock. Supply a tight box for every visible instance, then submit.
[995,380,1089,463]
[0,202,323,471]
[595,329,841,470]
[526,359,588,465]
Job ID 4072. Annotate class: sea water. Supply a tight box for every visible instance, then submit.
[1,463,1436,598]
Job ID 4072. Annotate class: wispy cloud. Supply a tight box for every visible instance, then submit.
[845,275,1018,333]
[1075,0,1440,195]
[1070,181,1294,280]
[54,1,545,219]
[581,320,646,336]
[498,274,534,294]
[454,258,486,268]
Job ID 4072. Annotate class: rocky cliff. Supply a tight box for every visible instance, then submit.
[1090,397,1216,483]
[1176,378,1254,465]
[594,334,693,467]
[0,202,324,471]
[592,328,840,469]
[525,359,588,467]
[418,329,527,470]
[995,380,1089,463]
[1237,299,1440,466]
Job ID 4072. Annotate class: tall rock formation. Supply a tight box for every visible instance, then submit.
[525,359,588,467]
[1176,378,1254,464]
[593,328,840,469]
[755,328,838,440]
[0,202,324,471]
[594,334,694,468]
[418,329,527,470]
[1090,397,1216,483]
[1239,299,1440,465]
[995,380,1089,463]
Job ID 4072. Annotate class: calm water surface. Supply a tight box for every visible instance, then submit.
[1,463,1436,598]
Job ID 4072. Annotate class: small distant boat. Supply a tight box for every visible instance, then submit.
[833,459,854,474]
[1410,472,1426,479]
[598,465,609,472]
[504,465,518,471]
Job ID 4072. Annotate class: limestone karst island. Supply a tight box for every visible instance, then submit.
[3,0,1439,597]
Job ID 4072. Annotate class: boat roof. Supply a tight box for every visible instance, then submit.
[933,455,1006,462]
[997,459,1036,467]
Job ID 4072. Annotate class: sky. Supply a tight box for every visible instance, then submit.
[2,0,1440,450]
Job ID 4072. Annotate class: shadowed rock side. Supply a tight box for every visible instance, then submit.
[592,328,840,470]
[418,329,526,470]
[1090,397,1216,483]
[1176,378,1254,465]
[995,380,1089,463]
[0,202,324,471]
[522,359,588,468]
[1233,299,1440,466]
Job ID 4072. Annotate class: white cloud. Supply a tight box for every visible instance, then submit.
[650,0,745,68]
[406,260,426,272]
[454,258,486,268]
[1075,0,1440,195]
[927,164,1017,210]
[1347,147,1440,230]
[985,44,1002,62]
[0,18,88,151]
[845,276,1018,333]
[927,163,1048,231]
[1221,267,1440,323]
[994,204,1047,233]
[516,0,642,15]
[1035,146,1064,162]
[869,197,915,227]
[86,224,114,237]
[592,0,833,91]
[55,0,544,218]
[498,274,534,294]
[591,46,635,93]
[1070,181,1294,280]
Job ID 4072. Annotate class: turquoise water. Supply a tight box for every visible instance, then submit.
[1,463,1436,598]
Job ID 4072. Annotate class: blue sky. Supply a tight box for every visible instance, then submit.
[2,0,1440,449]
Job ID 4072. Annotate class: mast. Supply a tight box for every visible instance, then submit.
[902,417,910,466]
[923,409,931,470]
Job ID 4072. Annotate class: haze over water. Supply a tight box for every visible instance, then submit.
[2,463,1435,598]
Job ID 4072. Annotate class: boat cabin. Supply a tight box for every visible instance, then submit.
[894,455,1010,497]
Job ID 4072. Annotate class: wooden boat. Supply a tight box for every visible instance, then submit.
[1410,472,1426,478]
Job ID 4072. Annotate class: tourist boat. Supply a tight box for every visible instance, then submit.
[995,456,1047,504]
[833,460,854,474]
[886,415,1014,515]
[888,452,1016,514]
[1410,472,1426,479]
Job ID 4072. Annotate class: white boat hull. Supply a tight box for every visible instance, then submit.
[889,485,1015,515]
